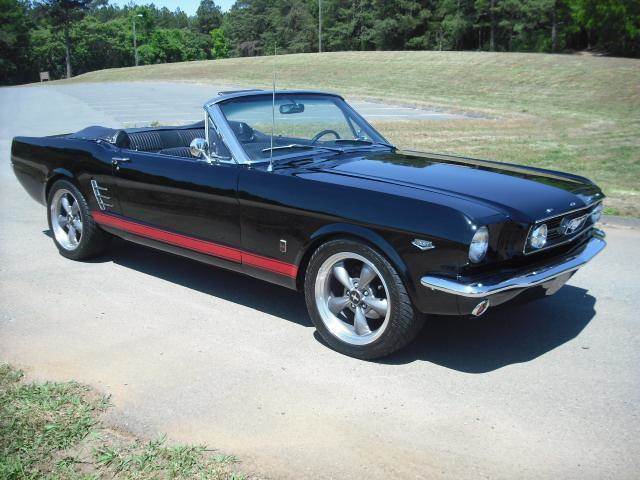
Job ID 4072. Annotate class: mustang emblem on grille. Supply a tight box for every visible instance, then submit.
[560,214,588,235]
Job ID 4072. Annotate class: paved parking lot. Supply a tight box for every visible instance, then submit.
[50,81,468,127]
[1,83,638,479]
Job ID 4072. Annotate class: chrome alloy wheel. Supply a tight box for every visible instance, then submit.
[314,252,391,346]
[50,189,83,251]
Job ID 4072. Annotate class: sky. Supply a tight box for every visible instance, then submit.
[110,1,236,15]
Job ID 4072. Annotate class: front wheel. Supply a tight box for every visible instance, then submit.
[47,179,109,260]
[304,239,424,360]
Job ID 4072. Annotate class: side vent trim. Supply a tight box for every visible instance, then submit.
[91,179,113,210]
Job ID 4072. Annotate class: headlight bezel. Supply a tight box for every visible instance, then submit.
[529,223,548,250]
[468,226,489,263]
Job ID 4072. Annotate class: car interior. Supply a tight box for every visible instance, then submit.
[114,120,264,160]
[116,121,337,162]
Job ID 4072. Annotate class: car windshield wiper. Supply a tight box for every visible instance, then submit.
[261,144,344,154]
[333,139,396,149]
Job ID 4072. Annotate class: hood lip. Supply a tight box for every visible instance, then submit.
[533,199,603,224]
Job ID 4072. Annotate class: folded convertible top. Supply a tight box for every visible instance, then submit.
[67,120,206,148]
[67,126,128,146]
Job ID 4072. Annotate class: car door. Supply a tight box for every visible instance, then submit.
[111,124,242,267]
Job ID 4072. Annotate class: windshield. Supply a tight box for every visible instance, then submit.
[218,94,389,162]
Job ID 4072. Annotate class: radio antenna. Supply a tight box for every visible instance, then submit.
[268,43,277,173]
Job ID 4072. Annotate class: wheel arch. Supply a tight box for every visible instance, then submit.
[44,168,76,201]
[295,224,415,297]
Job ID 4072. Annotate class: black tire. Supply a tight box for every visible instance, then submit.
[304,239,424,360]
[47,179,110,260]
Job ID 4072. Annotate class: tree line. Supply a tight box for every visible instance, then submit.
[1,0,638,85]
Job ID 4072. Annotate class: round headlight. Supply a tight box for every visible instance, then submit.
[469,226,489,263]
[591,203,603,224]
[530,223,548,249]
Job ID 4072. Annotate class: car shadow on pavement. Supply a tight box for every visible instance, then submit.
[92,237,313,328]
[381,285,597,372]
[51,232,596,373]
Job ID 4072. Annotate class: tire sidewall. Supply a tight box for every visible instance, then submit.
[47,179,102,260]
[304,239,417,359]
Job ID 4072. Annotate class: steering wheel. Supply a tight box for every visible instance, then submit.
[311,129,341,144]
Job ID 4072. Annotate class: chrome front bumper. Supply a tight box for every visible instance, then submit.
[421,232,606,299]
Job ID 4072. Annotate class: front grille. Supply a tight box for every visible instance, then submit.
[524,203,599,254]
[546,212,588,241]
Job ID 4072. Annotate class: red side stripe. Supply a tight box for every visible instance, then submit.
[92,211,298,278]
[243,252,299,278]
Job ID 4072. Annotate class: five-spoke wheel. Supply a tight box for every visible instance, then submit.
[305,239,424,359]
[315,252,390,345]
[47,179,109,260]
[50,189,83,250]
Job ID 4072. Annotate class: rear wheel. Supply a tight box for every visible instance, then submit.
[305,239,424,359]
[47,179,109,260]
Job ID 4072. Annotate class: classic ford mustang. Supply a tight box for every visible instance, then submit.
[11,89,606,359]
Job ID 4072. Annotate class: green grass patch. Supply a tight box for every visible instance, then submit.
[64,51,640,216]
[0,363,246,479]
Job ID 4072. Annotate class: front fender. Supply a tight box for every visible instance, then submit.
[296,222,418,306]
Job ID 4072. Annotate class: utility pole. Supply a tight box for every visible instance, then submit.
[318,0,322,53]
[133,13,143,67]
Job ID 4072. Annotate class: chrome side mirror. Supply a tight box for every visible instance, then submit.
[190,138,208,158]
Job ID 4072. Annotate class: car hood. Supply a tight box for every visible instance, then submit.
[310,150,604,223]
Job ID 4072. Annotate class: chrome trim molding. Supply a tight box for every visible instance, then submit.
[534,200,601,224]
[421,232,606,298]
[524,225,592,255]
[204,89,345,108]
[523,200,602,255]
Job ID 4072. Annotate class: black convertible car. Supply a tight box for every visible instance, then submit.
[11,89,606,359]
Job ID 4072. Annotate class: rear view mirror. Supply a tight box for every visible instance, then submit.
[279,103,305,115]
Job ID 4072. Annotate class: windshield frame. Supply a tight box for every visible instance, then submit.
[204,92,392,165]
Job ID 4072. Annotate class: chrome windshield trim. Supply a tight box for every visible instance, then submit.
[203,92,391,166]
[204,103,250,164]
[204,89,345,107]
[421,232,606,298]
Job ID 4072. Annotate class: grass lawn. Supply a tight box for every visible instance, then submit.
[68,51,640,216]
[0,363,247,479]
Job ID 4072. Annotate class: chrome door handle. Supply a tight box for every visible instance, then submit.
[111,157,131,166]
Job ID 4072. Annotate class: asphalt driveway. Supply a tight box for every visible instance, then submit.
[0,83,638,479]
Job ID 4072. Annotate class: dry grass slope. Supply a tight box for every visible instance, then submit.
[69,51,640,215]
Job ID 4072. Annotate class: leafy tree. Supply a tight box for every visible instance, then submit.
[196,0,223,34]
[223,0,272,56]
[568,0,640,55]
[322,0,376,51]
[28,26,65,79]
[0,0,32,84]
[138,28,209,64]
[264,0,316,53]
[3,0,640,86]
[35,0,92,78]
[210,27,230,58]
[157,7,188,29]
[71,16,132,72]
